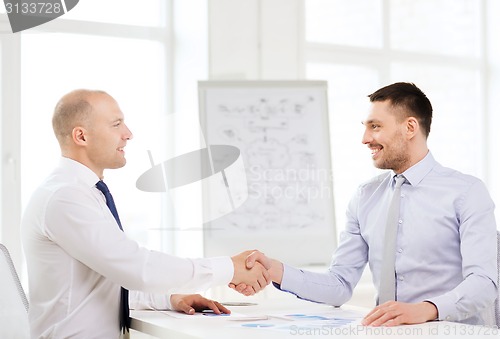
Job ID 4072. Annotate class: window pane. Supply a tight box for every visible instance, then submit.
[306,0,383,48]
[391,63,482,178]
[307,62,381,231]
[62,0,164,27]
[0,42,2,242]
[21,33,167,250]
[390,0,481,57]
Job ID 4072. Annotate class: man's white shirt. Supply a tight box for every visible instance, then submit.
[21,157,233,338]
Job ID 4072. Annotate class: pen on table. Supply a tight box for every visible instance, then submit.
[221,302,258,306]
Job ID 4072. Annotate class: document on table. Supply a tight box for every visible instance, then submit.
[156,307,365,333]
[230,309,364,332]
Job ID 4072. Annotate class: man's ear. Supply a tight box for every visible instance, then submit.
[406,117,419,139]
[72,126,88,146]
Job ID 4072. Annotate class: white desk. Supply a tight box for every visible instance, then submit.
[131,297,500,338]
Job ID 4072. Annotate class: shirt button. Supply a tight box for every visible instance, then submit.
[398,219,403,224]
[398,276,404,281]
[398,248,403,253]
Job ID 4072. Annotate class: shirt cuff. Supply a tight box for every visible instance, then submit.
[426,293,457,322]
[275,264,323,304]
[165,291,173,310]
[277,264,303,295]
[128,290,172,311]
[207,256,234,286]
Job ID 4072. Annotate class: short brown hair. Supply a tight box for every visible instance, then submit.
[368,82,433,138]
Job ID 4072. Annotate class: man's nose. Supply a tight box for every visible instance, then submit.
[361,129,371,145]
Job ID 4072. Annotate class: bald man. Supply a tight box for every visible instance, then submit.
[22,89,270,338]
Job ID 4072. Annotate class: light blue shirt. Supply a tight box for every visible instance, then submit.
[279,152,497,325]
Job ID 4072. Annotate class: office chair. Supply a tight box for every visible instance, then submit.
[0,243,30,338]
[495,232,500,327]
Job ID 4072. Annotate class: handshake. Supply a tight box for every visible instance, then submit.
[229,250,283,295]
[170,250,284,315]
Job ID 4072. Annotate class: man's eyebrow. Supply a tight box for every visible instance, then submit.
[362,119,382,125]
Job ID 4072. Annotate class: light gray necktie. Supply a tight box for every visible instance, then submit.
[378,175,406,304]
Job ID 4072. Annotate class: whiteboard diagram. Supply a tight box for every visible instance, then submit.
[199,81,336,266]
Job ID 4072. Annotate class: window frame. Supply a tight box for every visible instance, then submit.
[304,0,498,232]
[0,1,176,269]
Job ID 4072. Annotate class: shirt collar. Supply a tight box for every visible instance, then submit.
[394,151,437,187]
[59,157,101,188]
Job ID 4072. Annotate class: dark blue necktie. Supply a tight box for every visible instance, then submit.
[95,180,130,334]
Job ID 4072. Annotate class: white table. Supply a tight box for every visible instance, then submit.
[130,297,500,338]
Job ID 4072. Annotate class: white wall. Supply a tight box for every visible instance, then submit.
[208,0,304,79]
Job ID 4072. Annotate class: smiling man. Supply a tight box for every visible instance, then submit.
[235,82,498,327]
[361,83,431,175]
[21,89,270,338]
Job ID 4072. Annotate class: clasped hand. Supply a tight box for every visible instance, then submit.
[230,251,283,296]
[170,250,272,315]
[230,250,272,295]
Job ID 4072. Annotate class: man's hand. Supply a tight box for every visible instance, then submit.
[362,301,438,326]
[170,294,230,315]
[230,250,271,294]
[229,251,284,296]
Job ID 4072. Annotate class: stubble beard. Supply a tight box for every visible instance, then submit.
[373,134,410,173]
